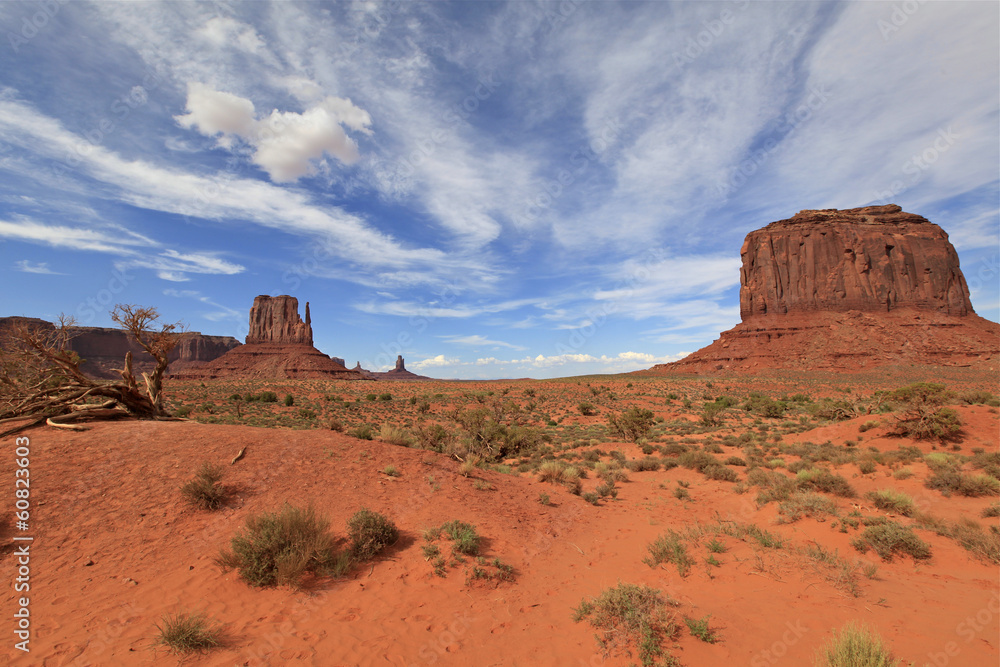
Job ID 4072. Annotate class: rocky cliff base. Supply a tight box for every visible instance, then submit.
[652,308,999,374]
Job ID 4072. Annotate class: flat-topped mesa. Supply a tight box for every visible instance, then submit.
[246,295,313,345]
[740,204,973,319]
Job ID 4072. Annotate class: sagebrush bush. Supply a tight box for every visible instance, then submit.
[216,504,336,588]
[573,582,679,667]
[795,468,856,497]
[851,522,931,562]
[180,462,227,510]
[925,465,1000,497]
[643,530,693,577]
[347,509,398,560]
[866,489,914,516]
[155,612,222,654]
[441,520,480,555]
[379,424,415,447]
[607,406,655,442]
[777,492,838,523]
[815,621,900,667]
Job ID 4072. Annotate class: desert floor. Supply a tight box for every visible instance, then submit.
[2,368,998,666]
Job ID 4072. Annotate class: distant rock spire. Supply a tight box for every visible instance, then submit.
[395,355,405,371]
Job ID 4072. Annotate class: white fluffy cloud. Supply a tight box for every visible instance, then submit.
[175,83,372,182]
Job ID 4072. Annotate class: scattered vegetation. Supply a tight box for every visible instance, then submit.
[347,509,399,560]
[573,583,680,667]
[155,612,222,654]
[814,621,900,667]
[180,462,227,510]
[216,504,337,588]
[851,522,931,562]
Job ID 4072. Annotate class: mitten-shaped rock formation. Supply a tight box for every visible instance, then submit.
[650,205,999,373]
[740,205,972,318]
[246,295,313,345]
[173,296,360,380]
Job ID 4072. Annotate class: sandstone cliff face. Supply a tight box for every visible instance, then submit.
[651,205,998,373]
[246,295,313,345]
[0,317,241,379]
[740,205,973,318]
[172,295,361,380]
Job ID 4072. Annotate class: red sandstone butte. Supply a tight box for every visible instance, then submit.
[172,295,361,380]
[0,316,240,379]
[652,205,1000,373]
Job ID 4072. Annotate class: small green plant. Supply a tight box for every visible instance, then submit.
[578,401,597,416]
[538,492,551,505]
[382,465,400,477]
[348,424,375,440]
[573,583,680,667]
[441,520,480,555]
[180,462,227,510]
[706,538,726,553]
[283,394,294,407]
[674,486,690,500]
[865,489,914,516]
[814,620,900,666]
[379,392,392,401]
[644,530,693,577]
[850,522,931,562]
[890,383,962,442]
[982,502,1000,518]
[155,612,222,654]
[685,615,717,643]
[607,406,655,442]
[379,424,415,446]
[347,509,399,560]
[216,504,336,588]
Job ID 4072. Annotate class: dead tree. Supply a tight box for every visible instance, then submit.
[0,306,182,437]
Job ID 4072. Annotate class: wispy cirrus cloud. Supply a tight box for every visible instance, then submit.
[13,259,65,275]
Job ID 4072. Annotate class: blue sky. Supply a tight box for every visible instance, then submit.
[1,1,997,379]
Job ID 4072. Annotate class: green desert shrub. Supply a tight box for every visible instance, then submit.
[347,509,398,560]
[348,424,375,440]
[216,504,336,588]
[925,465,1000,497]
[572,583,680,667]
[889,383,962,442]
[795,468,856,497]
[851,522,931,562]
[814,621,900,667]
[155,612,222,654]
[777,492,838,523]
[440,520,481,555]
[607,406,655,442]
[378,424,415,447]
[180,462,227,510]
[643,530,693,577]
[865,489,915,516]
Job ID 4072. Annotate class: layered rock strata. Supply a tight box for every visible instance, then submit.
[0,317,240,379]
[172,295,360,380]
[651,205,999,373]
